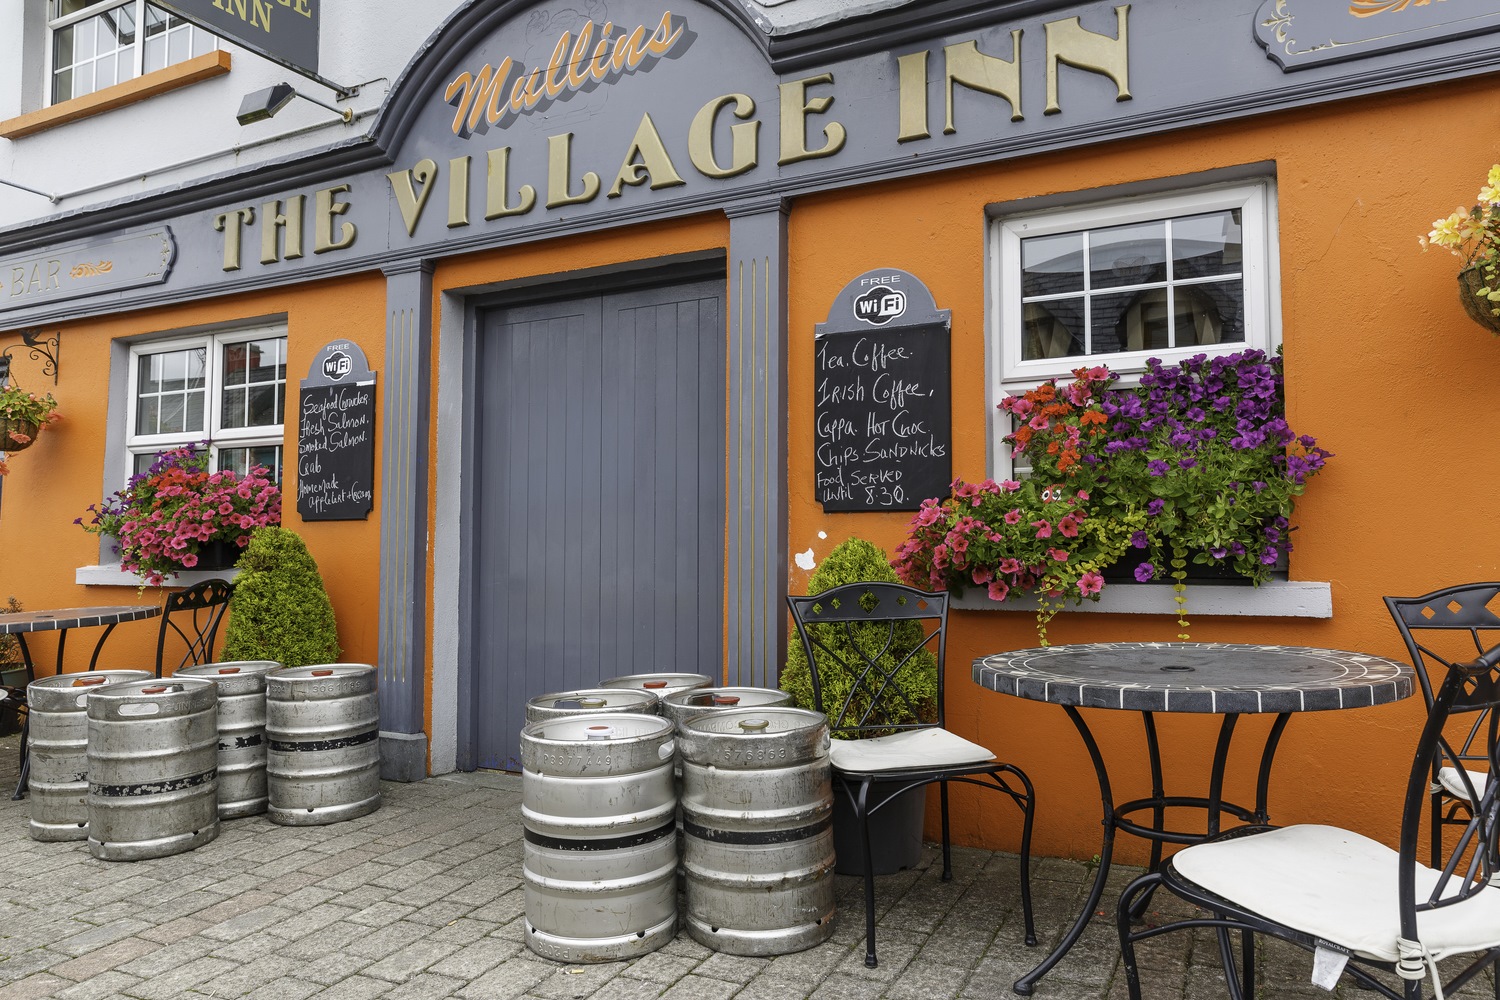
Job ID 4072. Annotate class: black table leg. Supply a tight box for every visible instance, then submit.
[1013,704,1116,996]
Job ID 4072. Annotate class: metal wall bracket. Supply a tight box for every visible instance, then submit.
[1,329,60,385]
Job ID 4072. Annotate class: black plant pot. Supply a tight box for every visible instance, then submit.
[832,781,926,875]
[193,539,244,572]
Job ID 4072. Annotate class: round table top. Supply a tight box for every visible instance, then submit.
[973,641,1414,714]
[0,605,161,635]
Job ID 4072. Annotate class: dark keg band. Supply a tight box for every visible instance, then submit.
[682,816,832,846]
[524,820,677,852]
[268,728,378,753]
[90,768,217,798]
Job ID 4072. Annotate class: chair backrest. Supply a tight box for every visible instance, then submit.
[786,582,947,737]
[156,578,233,677]
[1398,644,1500,937]
[1384,584,1500,771]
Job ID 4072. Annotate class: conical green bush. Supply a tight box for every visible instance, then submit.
[220,526,341,666]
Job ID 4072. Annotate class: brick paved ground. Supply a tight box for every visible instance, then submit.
[0,731,1489,1000]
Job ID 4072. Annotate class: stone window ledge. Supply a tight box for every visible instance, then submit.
[1,51,231,140]
[952,581,1332,618]
[76,564,239,588]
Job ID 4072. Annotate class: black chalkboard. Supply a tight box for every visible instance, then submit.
[297,342,377,521]
[814,269,952,512]
[814,324,951,511]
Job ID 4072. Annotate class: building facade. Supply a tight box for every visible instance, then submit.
[3,0,1499,862]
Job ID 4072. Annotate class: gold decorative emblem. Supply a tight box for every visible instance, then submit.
[1349,0,1444,16]
[68,260,114,279]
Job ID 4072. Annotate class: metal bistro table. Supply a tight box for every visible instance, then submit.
[972,641,1413,996]
[1,604,163,800]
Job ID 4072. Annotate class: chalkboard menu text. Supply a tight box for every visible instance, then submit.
[814,270,951,512]
[298,341,377,521]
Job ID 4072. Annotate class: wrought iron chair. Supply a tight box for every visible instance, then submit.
[150,578,234,677]
[1384,583,1500,867]
[786,582,1037,969]
[1117,643,1500,1000]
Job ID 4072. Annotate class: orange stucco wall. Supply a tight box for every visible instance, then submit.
[784,77,1500,863]
[0,273,388,675]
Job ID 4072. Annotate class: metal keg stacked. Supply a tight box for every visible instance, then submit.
[676,706,836,956]
[264,663,381,825]
[86,677,221,861]
[26,670,151,842]
[520,712,678,962]
[176,660,280,818]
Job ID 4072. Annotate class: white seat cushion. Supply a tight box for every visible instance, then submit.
[828,727,995,773]
[1172,824,1500,964]
[1438,765,1489,802]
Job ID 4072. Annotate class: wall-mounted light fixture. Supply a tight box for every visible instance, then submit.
[236,82,354,126]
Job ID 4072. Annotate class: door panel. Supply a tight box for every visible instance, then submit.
[469,279,725,769]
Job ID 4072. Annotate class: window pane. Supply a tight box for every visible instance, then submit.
[218,445,282,481]
[160,351,186,392]
[54,0,112,18]
[185,390,205,432]
[53,68,75,102]
[167,25,186,63]
[135,395,158,435]
[1093,290,1170,354]
[246,385,276,427]
[1174,210,1243,280]
[1021,233,1084,297]
[1178,281,1246,346]
[158,394,186,434]
[132,451,161,476]
[1021,299,1084,361]
[95,51,117,88]
[143,34,164,73]
[1090,221,1167,289]
[53,25,75,68]
[221,386,246,429]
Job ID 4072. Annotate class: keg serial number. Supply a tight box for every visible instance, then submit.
[722,745,787,763]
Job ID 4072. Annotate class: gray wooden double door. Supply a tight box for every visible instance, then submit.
[468,278,726,770]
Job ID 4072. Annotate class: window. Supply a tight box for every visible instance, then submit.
[126,328,287,482]
[48,0,217,105]
[989,179,1278,473]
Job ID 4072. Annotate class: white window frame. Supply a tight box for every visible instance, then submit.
[123,325,287,486]
[987,178,1280,478]
[45,0,217,107]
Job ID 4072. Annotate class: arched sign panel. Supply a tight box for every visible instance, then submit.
[814,269,951,512]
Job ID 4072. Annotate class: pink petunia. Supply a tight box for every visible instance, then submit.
[987,581,1010,601]
[1031,519,1053,539]
[1078,571,1105,596]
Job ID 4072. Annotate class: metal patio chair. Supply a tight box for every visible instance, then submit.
[1116,642,1500,1000]
[786,581,1037,969]
[1384,583,1500,867]
[146,578,234,677]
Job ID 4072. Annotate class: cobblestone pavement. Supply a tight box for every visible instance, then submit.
[0,731,1490,1000]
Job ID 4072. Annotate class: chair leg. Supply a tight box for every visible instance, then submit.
[1116,872,1161,1000]
[940,780,953,881]
[858,779,880,969]
[1431,789,1443,870]
[1213,926,1248,1000]
[1012,768,1038,947]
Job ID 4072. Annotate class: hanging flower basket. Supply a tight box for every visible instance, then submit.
[0,416,41,453]
[1458,267,1500,335]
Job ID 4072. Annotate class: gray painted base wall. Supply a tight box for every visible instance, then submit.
[380,731,428,782]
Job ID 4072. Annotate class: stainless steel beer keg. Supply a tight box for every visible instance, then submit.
[521,713,677,962]
[598,672,712,701]
[177,660,280,819]
[525,687,658,724]
[26,670,151,842]
[660,687,793,731]
[677,707,836,956]
[265,663,381,826]
[86,677,220,861]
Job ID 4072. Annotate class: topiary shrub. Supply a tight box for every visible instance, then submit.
[220,526,341,666]
[780,537,937,736]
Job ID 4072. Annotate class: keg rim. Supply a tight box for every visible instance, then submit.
[526,687,658,710]
[83,676,218,701]
[267,663,377,681]
[177,660,282,678]
[681,705,829,737]
[662,686,792,710]
[27,669,153,691]
[598,672,713,693]
[520,711,674,746]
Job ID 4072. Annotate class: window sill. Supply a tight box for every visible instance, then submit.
[76,564,240,588]
[0,51,231,140]
[952,580,1332,618]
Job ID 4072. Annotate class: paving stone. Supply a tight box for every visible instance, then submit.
[52,971,145,1000]
[47,936,160,982]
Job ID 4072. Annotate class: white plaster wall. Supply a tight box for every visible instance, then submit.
[0,0,460,230]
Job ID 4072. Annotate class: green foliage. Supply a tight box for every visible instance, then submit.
[780,538,938,736]
[220,526,341,667]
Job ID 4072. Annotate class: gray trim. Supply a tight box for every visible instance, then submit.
[727,199,789,689]
[377,260,433,744]
[379,731,429,782]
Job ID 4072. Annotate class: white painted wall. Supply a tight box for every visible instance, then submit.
[0,0,459,231]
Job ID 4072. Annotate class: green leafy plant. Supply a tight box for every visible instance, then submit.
[220,526,341,666]
[1423,163,1500,328]
[75,443,280,586]
[894,352,1330,640]
[780,537,937,735]
[0,384,60,475]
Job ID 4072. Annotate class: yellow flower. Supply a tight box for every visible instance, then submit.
[1429,210,1468,248]
[1487,163,1500,189]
